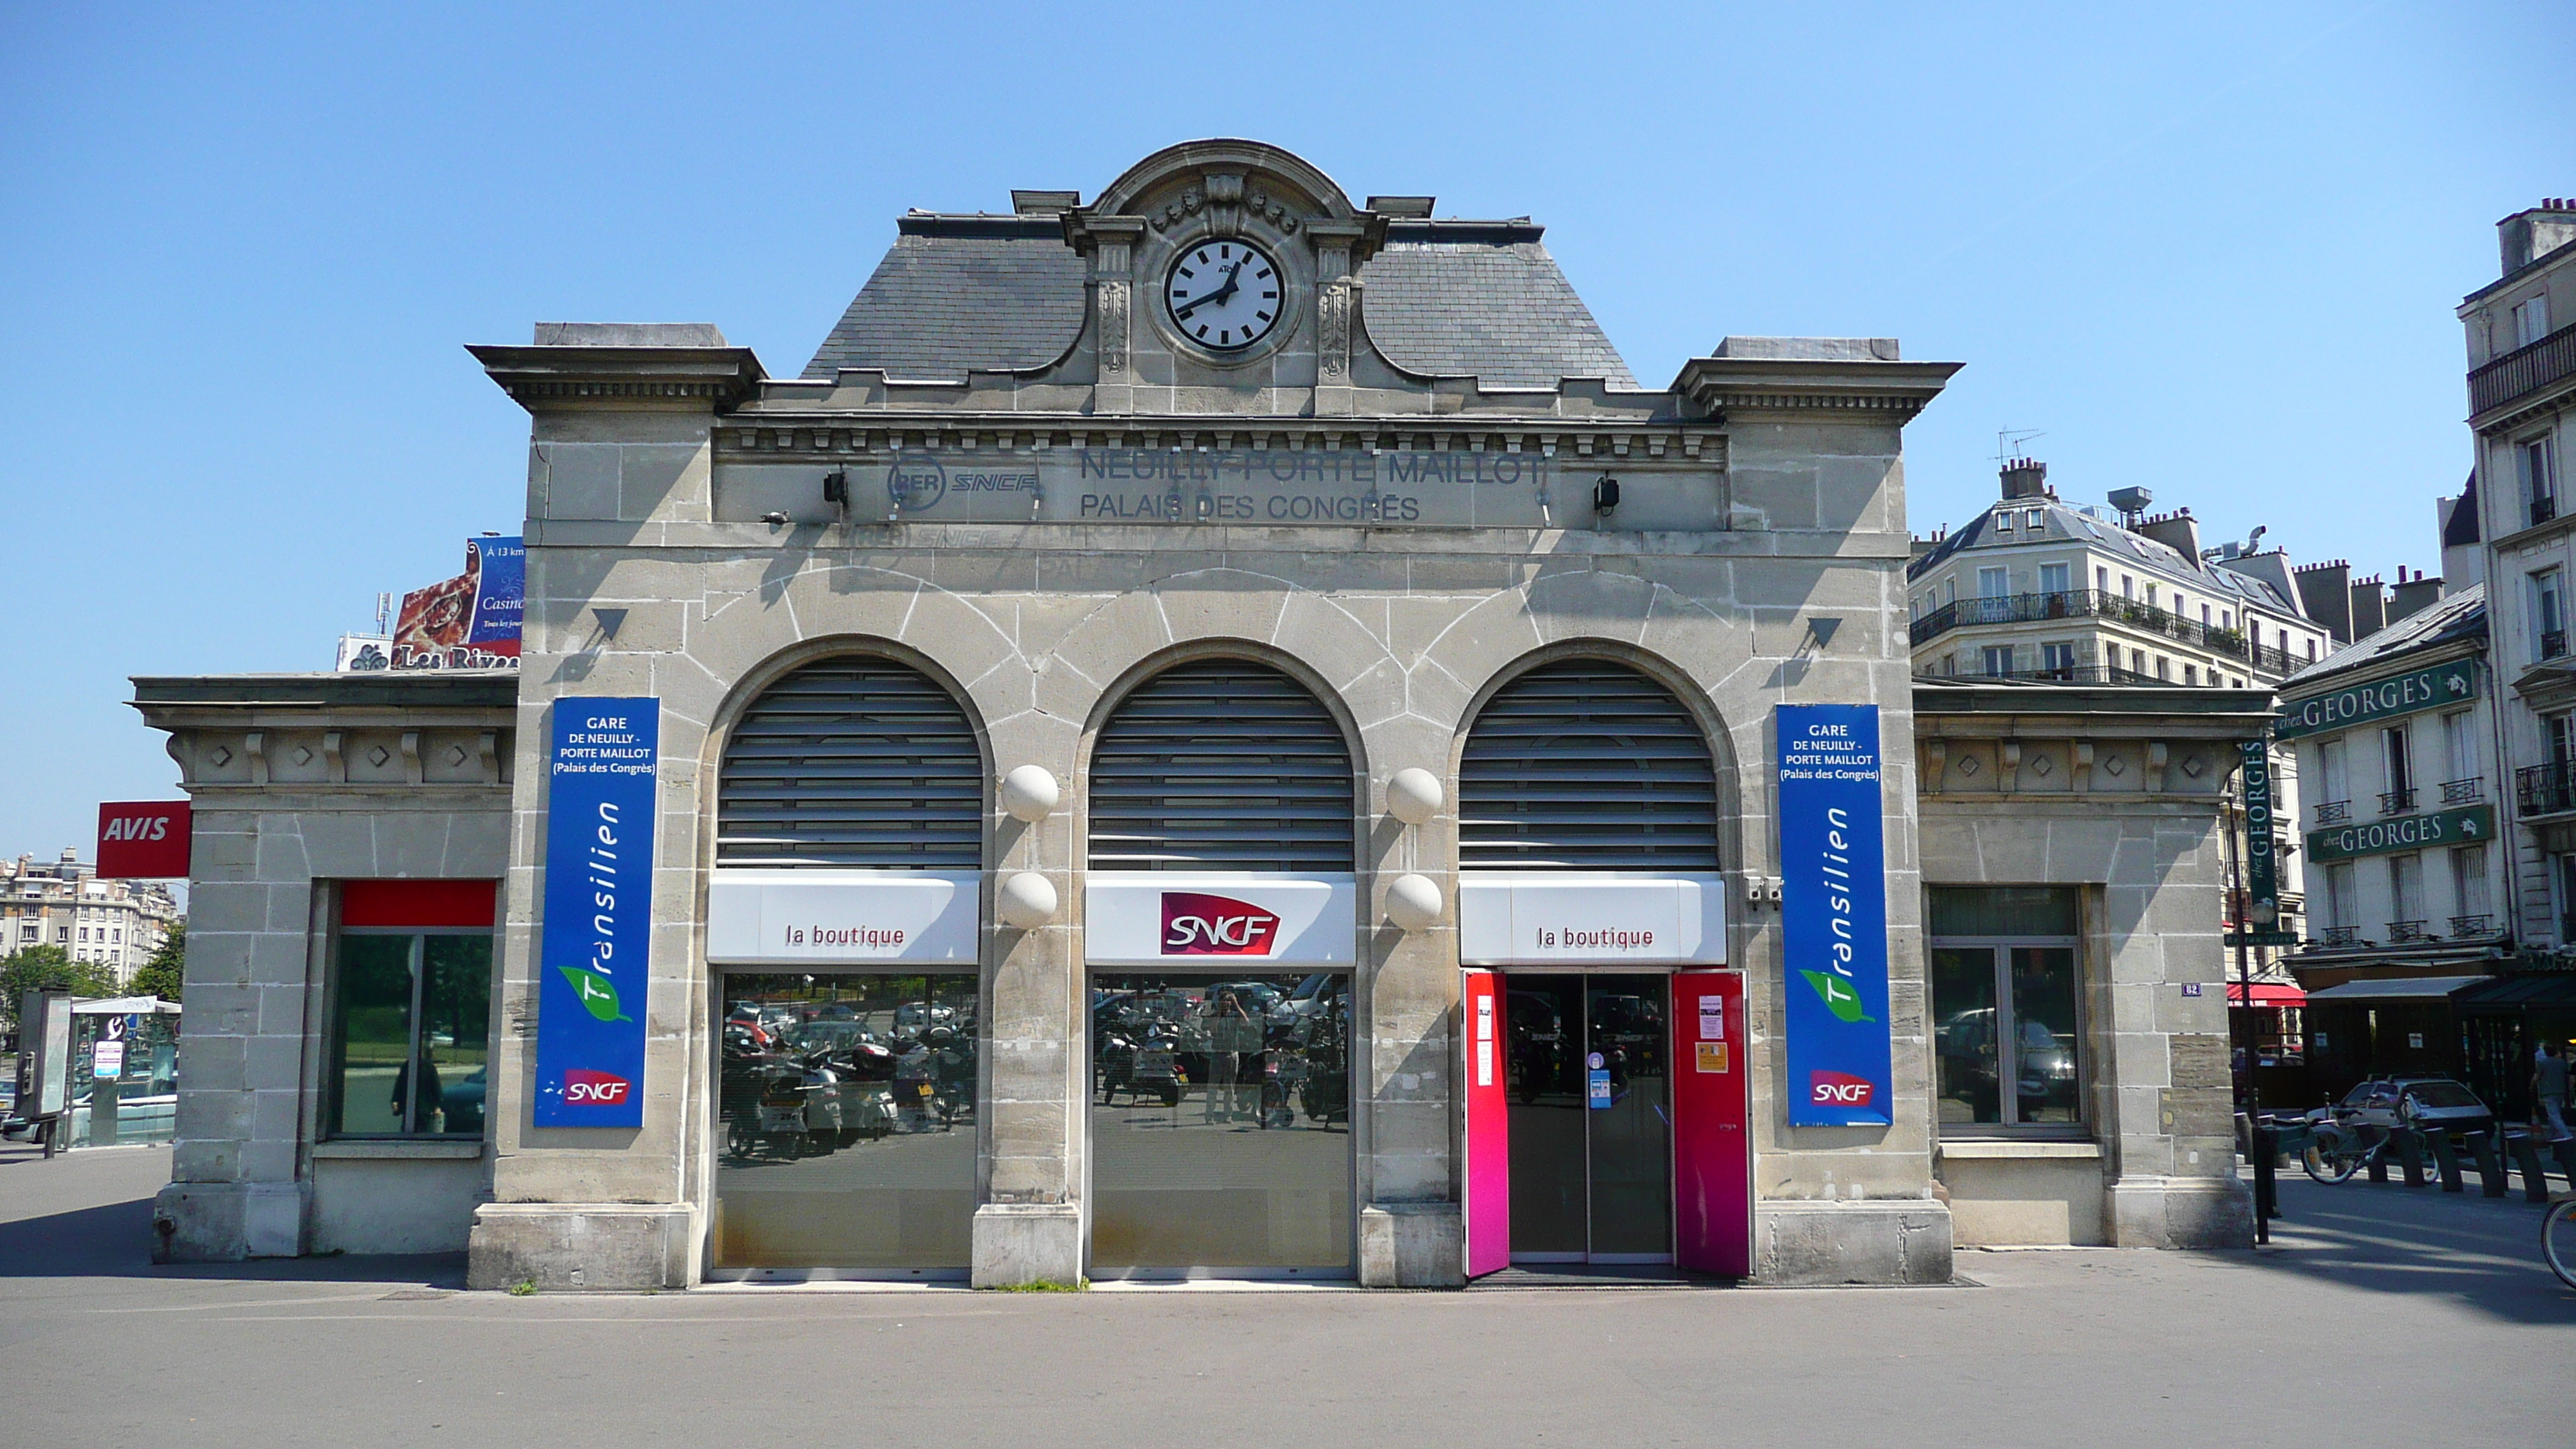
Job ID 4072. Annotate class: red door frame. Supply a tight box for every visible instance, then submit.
[1670,970,1751,1276]
[1461,969,1509,1277]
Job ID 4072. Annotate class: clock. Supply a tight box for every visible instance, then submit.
[1164,238,1283,351]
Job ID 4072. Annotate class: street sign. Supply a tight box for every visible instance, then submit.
[2225,930,2302,947]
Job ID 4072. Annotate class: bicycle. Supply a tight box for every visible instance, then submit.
[2545,1194,2576,1290]
[2300,1117,2410,1184]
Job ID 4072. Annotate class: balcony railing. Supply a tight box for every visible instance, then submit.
[2379,787,2417,814]
[2469,318,2576,420]
[2314,799,2352,824]
[1910,588,2299,674]
[2387,920,2431,943]
[2440,776,2486,804]
[2449,913,2497,937]
[1921,663,2162,687]
[2315,925,2364,947]
[2518,761,2576,816]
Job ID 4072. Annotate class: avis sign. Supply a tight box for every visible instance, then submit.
[533,698,658,1129]
[95,802,190,879]
[1776,704,1894,1127]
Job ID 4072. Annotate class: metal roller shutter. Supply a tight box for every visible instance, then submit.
[717,659,982,868]
[1089,660,1355,872]
[1460,660,1719,868]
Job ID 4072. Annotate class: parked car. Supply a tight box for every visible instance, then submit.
[2333,1076,2493,1138]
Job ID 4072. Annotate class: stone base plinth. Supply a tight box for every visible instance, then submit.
[971,1203,1083,1287]
[1359,1202,1463,1287]
[1755,1200,1954,1284]
[2107,1176,2254,1249]
[466,1202,696,1291]
[151,1181,307,1262]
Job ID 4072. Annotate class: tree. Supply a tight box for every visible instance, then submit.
[1,946,118,1027]
[129,923,185,1003]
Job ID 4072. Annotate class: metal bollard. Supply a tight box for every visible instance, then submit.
[2508,1132,2553,1203]
[2551,1138,2576,1192]
[2396,1128,2431,1187]
[2474,1129,2508,1197]
[2251,1123,2277,1243]
[2429,1129,2465,1193]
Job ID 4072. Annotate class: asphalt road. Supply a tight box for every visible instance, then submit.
[2,1142,2569,1448]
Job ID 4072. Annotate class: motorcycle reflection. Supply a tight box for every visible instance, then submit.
[1097,1012,1190,1106]
[721,1025,897,1161]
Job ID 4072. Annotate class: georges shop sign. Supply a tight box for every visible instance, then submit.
[1084,875,1355,966]
[1776,704,1893,1127]
[732,449,1620,529]
[2306,803,2495,864]
[2274,659,2477,741]
[707,871,978,964]
[533,698,658,1128]
[1458,874,1727,966]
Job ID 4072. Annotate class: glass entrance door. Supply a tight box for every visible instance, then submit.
[1504,973,1672,1262]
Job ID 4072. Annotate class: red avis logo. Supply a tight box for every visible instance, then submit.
[1809,1070,1877,1108]
[563,1069,632,1106]
[1160,892,1280,955]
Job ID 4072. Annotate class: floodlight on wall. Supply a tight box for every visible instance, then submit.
[1592,474,1621,520]
[1000,765,1060,823]
[1386,767,1444,826]
[997,871,1059,929]
[591,608,628,641]
[1386,872,1444,932]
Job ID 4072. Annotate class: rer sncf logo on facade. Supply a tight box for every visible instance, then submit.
[562,1069,632,1107]
[1809,1070,1878,1108]
[1160,892,1280,955]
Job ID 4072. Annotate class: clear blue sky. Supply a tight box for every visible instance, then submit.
[4,2,2568,863]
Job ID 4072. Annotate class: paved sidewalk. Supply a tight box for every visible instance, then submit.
[1,1144,2567,1448]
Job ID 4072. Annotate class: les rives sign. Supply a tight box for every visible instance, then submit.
[2273,659,2477,741]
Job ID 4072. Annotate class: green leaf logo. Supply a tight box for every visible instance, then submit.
[557,966,632,1023]
[1800,969,1875,1024]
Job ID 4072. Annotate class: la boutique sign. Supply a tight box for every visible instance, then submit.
[1458,874,1727,966]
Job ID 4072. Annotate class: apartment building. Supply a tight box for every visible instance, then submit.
[2,848,180,984]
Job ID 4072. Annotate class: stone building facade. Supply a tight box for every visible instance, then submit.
[134,139,2252,1286]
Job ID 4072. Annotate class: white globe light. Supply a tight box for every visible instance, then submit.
[1386,872,1444,932]
[1000,765,1060,823]
[997,871,1059,930]
[1387,767,1444,826]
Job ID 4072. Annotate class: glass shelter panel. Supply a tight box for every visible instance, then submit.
[713,973,979,1273]
[1089,973,1352,1276]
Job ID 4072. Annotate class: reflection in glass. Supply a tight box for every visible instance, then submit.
[1506,978,1584,1257]
[1931,947,1999,1124]
[330,937,416,1136]
[1091,973,1351,1275]
[1504,975,1673,1262]
[1585,978,1670,1259]
[420,937,493,1135]
[2011,947,2081,1123]
[327,933,491,1139]
[714,973,979,1272]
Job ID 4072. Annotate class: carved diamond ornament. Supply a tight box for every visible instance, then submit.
[2103,755,2126,777]
[293,745,313,766]
[1955,753,1980,776]
[368,745,392,768]
[2182,755,2206,778]
[2030,752,2054,777]
[209,745,232,767]
[448,744,470,766]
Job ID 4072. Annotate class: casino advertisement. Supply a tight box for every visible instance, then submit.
[389,535,523,670]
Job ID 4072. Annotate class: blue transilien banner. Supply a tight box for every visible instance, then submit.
[532,697,658,1128]
[1777,704,1893,1126]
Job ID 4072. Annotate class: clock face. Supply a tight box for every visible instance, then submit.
[1164,239,1283,351]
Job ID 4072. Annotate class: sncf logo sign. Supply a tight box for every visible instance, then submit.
[563,1068,632,1106]
[1160,892,1280,956]
[1809,1070,1877,1108]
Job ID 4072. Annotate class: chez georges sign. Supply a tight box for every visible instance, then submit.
[1458,874,1727,966]
[1084,875,1355,966]
[706,871,979,964]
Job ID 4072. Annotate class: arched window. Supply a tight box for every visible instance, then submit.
[716,657,981,868]
[1089,659,1355,872]
[1460,659,1719,868]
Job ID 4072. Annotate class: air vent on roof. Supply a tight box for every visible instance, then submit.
[718,659,983,868]
[1088,661,1355,872]
[1460,661,1719,869]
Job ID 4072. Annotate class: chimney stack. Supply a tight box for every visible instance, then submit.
[2348,574,2389,640]
[2388,565,2443,624]
[2000,458,2052,500]
[2134,506,2202,563]
[2500,199,2576,276]
[2295,560,2355,645]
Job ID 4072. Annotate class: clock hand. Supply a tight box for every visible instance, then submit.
[1174,258,1248,316]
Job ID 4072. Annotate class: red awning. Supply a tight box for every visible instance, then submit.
[2227,982,2307,1007]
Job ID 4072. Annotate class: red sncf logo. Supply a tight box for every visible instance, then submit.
[564,1069,631,1105]
[1160,892,1280,956]
[1810,1070,1876,1107]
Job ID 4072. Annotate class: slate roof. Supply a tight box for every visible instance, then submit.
[1906,498,2302,615]
[2280,584,2485,693]
[1359,221,1636,389]
[798,214,1636,389]
[802,216,1087,381]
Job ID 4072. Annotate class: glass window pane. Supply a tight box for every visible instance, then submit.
[1505,977,1585,1256]
[1930,947,1999,1124]
[714,972,979,1271]
[419,936,492,1136]
[1584,976,1670,1258]
[1091,973,1351,1273]
[1927,887,2078,937]
[330,936,416,1136]
[2009,948,2081,1124]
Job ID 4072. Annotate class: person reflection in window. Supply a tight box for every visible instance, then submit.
[392,1053,444,1135]
[1204,992,1259,1125]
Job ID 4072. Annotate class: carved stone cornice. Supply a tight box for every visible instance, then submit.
[468,344,766,416]
[1670,358,1962,424]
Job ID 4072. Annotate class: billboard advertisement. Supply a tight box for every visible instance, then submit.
[532,697,658,1128]
[96,801,191,879]
[391,535,523,670]
[1777,704,1894,1127]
